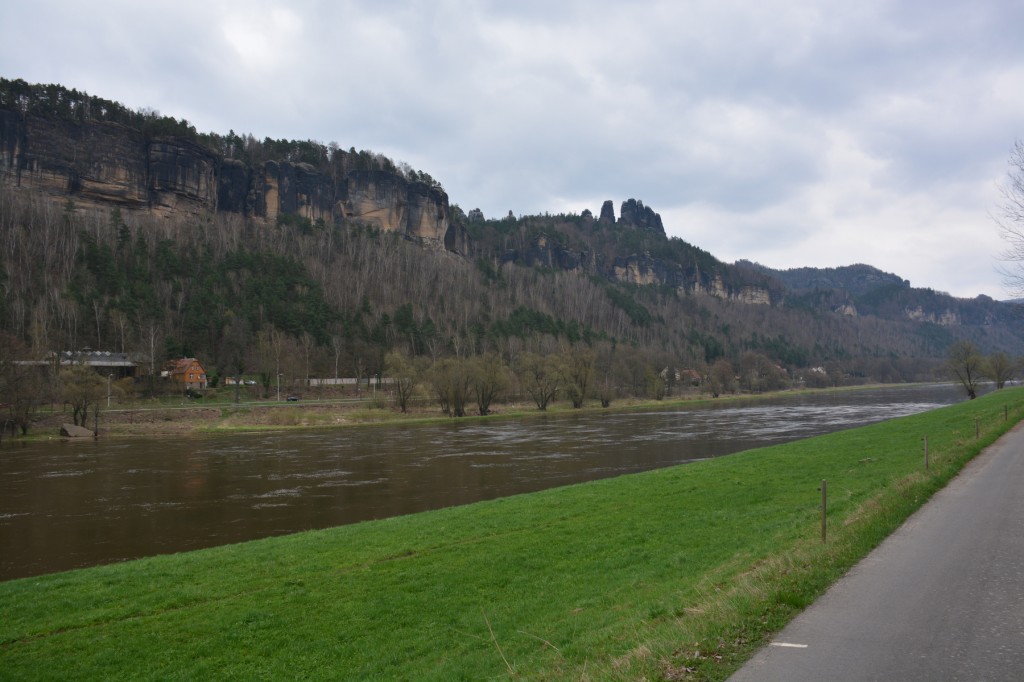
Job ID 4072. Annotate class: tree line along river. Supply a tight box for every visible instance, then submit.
[0,384,971,581]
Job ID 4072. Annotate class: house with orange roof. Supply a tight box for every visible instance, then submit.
[162,358,208,390]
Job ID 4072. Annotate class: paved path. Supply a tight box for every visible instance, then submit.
[729,423,1024,681]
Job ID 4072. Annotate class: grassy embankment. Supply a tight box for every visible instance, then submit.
[2,387,1021,680]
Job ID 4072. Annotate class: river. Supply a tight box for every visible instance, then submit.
[0,384,972,581]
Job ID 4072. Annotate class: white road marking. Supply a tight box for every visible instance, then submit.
[770,642,809,648]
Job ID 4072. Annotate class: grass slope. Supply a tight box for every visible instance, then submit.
[2,388,1021,680]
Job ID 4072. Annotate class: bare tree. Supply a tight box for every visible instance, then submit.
[738,352,787,393]
[385,351,420,413]
[708,359,736,397]
[60,365,107,427]
[996,140,1024,295]
[428,357,471,417]
[470,352,510,416]
[301,332,315,389]
[644,366,666,400]
[593,342,617,408]
[984,351,1016,389]
[559,346,595,408]
[948,341,984,399]
[331,334,344,381]
[0,334,48,437]
[517,352,561,411]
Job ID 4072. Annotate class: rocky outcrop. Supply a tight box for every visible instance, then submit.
[618,198,664,234]
[217,158,253,214]
[905,307,960,326]
[695,273,730,299]
[692,273,772,304]
[343,170,458,249]
[502,234,587,272]
[1,113,220,214]
[593,197,664,233]
[254,160,335,223]
[0,109,26,178]
[0,108,460,252]
[444,220,471,256]
[605,253,773,304]
[13,115,151,207]
[148,137,218,216]
[612,254,669,286]
[736,286,771,305]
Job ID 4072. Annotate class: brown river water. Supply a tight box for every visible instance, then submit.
[0,384,971,581]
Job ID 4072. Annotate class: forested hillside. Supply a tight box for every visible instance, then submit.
[2,78,1023,405]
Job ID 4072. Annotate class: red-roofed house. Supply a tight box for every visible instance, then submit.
[163,358,208,390]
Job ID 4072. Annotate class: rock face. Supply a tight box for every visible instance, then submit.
[502,235,588,273]
[905,306,960,326]
[618,198,664,234]
[216,158,252,214]
[592,197,664,232]
[501,228,774,303]
[148,137,219,216]
[612,254,670,286]
[345,171,438,239]
[0,109,22,172]
[251,160,336,224]
[12,115,151,207]
[0,108,461,251]
[1,113,218,213]
[691,272,772,304]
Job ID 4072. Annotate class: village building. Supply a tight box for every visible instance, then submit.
[17,350,139,378]
[162,358,208,390]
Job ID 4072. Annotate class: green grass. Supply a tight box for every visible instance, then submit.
[2,388,1020,680]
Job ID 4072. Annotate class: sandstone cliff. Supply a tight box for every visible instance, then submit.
[495,199,775,303]
[0,107,465,252]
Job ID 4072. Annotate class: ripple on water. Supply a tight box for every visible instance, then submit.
[134,502,184,511]
[320,478,389,488]
[289,469,354,480]
[40,470,91,478]
[253,488,303,499]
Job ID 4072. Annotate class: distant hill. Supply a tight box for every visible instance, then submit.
[743,262,909,295]
[742,261,1019,330]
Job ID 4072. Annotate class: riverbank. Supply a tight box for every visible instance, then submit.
[3,387,1018,679]
[24,383,911,440]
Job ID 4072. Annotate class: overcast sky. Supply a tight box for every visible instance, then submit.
[4,0,1022,298]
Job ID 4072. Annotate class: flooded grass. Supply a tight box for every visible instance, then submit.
[1,388,1020,680]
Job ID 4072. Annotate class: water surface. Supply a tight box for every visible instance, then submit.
[0,384,969,580]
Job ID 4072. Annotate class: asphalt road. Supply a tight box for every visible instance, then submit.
[729,423,1024,682]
